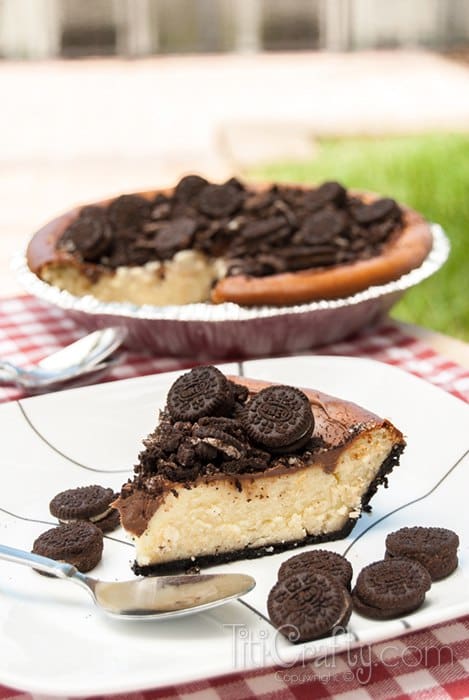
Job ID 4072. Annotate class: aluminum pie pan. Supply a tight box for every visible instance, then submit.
[14,223,449,359]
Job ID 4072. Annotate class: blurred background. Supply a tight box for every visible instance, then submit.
[0,0,468,339]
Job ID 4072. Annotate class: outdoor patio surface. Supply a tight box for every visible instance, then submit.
[0,50,468,368]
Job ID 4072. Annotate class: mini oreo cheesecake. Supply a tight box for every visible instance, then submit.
[114,366,406,574]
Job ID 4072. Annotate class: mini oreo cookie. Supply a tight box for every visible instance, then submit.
[49,485,119,533]
[242,385,314,453]
[278,550,353,590]
[385,526,459,581]
[352,558,431,620]
[352,198,399,225]
[299,210,348,244]
[108,194,149,230]
[268,571,352,643]
[174,174,209,201]
[32,521,103,573]
[95,509,121,533]
[167,366,234,422]
[302,181,347,211]
[59,217,112,262]
[241,216,286,241]
[198,183,243,218]
[153,217,197,258]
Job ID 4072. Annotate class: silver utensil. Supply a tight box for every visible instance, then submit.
[0,327,126,389]
[0,544,256,620]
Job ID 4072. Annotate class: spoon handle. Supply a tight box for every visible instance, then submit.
[0,361,20,384]
[0,543,78,579]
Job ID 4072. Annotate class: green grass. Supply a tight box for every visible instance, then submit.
[250,134,469,341]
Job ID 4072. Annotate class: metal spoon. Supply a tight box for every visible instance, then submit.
[0,544,256,620]
[0,327,127,389]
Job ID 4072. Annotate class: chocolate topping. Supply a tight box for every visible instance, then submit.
[121,367,386,502]
[55,177,403,274]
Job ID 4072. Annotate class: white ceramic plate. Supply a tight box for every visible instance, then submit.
[0,357,468,696]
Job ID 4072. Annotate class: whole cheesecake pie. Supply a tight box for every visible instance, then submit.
[26,176,433,307]
[113,366,405,574]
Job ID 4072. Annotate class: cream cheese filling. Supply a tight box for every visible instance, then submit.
[132,427,395,566]
[41,250,227,305]
[60,506,113,524]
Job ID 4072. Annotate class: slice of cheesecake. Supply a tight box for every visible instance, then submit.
[114,366,405,574]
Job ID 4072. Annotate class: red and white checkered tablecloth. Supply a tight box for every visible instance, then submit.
[1,294,469,700]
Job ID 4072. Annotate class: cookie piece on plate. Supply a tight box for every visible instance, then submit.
[385,526,459,581]
[268,571,352,642]
[49,485,120,533]
[32,521,103,573]
[278,550,353,590]
[352,558,432,619]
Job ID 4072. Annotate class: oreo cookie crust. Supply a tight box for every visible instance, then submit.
[278,550,353,590]
[352,558,431,620]
[49,485,119,533]
[268,571,352,643]
[32,522,103,573]
[385,526,459,581]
